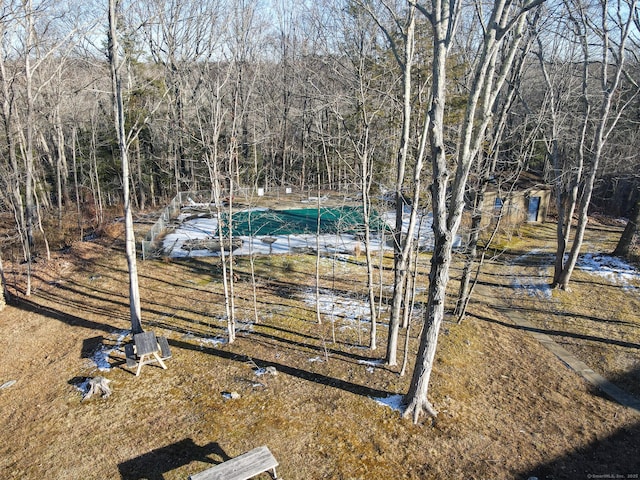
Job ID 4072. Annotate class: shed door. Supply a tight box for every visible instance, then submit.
[528,196,541,222]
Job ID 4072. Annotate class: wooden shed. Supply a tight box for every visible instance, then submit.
[470,171,551,228]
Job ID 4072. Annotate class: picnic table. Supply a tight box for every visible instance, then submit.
[124,331,171,376]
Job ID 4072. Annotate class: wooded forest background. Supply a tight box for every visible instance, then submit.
[1,0,639,422]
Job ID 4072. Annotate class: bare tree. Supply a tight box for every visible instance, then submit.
[403,0,543,423]
[189,27,240,342]
[212,169,236,343]
[108,0,143,334]
[136,0,226,194]
[0,4,28,270]
[0,0,79,294]
[330,2,397,349]
[22,0,36,267]
[454,14,543,320]
[531,10,583,280]
[613,187,640,257]
[358,0,432,366]
[546,0,638,289]
[0,247,6,311]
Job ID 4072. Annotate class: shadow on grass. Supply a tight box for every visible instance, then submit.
[15,274,132,323]
[168,338,394,400]
[477,284,640,329]
[520,373,640,480]
[479,313,640,351]
[143,310,381,365]
[81,335,104,358]
[12,296,119,333]
[253,322,383,363]
[118,438,229,480]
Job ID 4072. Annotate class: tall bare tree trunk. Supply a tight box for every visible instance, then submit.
[0,15,29,269]
[385,4,416,367]
[226,176,237,341]
[315,177,322,325]
[108,0,143,334]
[71,126,83,239]
[402,0,453,422]
[360,134,378,350]
[613,191,640,258]
[89,111,104,227]
[552,0,637,289]
[211,154,235,343]
[0,249,6,311]
[403,235,452,421]
[53,102,70,226]
[22,0,36,296]
[403,0,541,423]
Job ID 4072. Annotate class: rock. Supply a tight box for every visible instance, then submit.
[0,380,16,390]
[265,366,277,376]
[222,391,240,400]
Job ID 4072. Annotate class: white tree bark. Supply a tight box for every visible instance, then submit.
[358,0,427,366]
[0,249,6,311]
[108,0,143,334]
[550,0,638,289]
[403,0,543,423]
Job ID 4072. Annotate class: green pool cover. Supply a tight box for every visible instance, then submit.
[220,206,388,237]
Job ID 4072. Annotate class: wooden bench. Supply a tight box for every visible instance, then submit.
[157,335,172,359]
[124,343,137,368]
[188,446,279,480]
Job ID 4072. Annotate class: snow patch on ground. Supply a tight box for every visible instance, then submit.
[359,358,383,373]
[0,380,17,390]
[89,330,129,372]
[372,394,405,412]
[510,250,553,299]
[197,336,227,347]
[303,289,373,327]
[180,319,253,346]
[237,320,255,333]
[510,249,640,298]
[512,276,553,299]
[358,359,383,367]
[182,331,227,346]
[577,253,640,290]
[74,378,91,395]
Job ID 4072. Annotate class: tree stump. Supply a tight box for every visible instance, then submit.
[82,376,112,401]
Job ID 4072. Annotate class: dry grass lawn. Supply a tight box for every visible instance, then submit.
[0,214,639,479]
